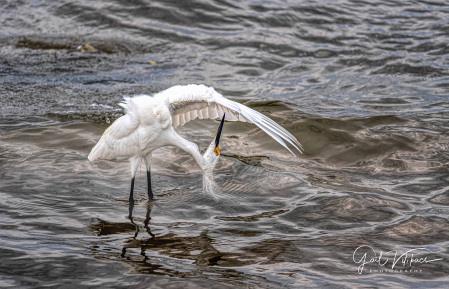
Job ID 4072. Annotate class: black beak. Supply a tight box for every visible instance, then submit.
[214,113,225,156]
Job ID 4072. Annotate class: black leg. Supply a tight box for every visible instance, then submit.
[128,196,134,219]
[147,171,154,201]
[127,198,139,238]
[129,177,135,203]
[144,203,155,237]
[144,204,152,227]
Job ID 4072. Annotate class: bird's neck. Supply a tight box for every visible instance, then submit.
[175,136,220,199]
[177,137,207,170]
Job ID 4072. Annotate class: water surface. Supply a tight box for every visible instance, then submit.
[1,0,449,288]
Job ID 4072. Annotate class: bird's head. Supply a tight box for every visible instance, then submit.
[201,113,225,200]
[202,113,225,169]
[214,113,225,156]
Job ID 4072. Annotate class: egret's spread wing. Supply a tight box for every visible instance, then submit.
[163,84,303,155]
[88,101,141,161]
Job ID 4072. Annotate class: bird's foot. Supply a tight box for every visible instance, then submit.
[128,198,135,219]
[147,191,154,201]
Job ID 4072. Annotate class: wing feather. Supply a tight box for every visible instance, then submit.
[209,106,218,119]
[173,114,179,127]
[202,107,209,118]
[164,84,303,155]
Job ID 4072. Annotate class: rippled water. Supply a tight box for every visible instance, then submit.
[1,0,449,288]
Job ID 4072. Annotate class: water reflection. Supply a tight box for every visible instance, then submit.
[1,115,448,287]
[97,201,233,268]
[86,198,305,286]
[122,201,155,259]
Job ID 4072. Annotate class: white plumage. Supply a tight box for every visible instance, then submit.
[88,84,303,200]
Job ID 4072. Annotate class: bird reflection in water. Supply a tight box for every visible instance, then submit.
[89,201,288,283]
[121,200,155,260]
[118,200,226,267]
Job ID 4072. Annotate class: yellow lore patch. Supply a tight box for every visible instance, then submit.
[214,145,219,156]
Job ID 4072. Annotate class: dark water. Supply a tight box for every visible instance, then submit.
[1,0,449,288]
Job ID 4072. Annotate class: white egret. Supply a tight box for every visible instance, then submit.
[88,84,303,201]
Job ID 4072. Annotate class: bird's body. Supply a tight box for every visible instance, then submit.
[89,93,172,162]
[88,84,302,201]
